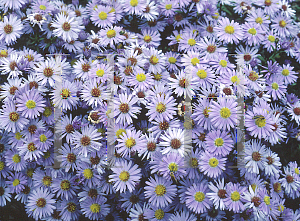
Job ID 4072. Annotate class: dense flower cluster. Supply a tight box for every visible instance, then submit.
[0,0,300,220]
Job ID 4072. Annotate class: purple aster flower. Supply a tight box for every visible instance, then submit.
[199,151,226,178]
[185,181,212,214]
[215,17,243,44]
[32,129,53,152]
[210,98,242,131]
[120,188,145,213]
[157,153,186,181]
[144,174,177,208]
[51,173,78,200]
[144,205,172,221]
[0,102,29,133]
[205,130,234,157]
[16,88,45,119]
[26,187,56,220]
[6,172,27,194]
[110,159,142,193]
[5,148,27,172]
[207,178,227,210]
[224,182,247,213]
[59,197,81,221]
[80,195,110,220]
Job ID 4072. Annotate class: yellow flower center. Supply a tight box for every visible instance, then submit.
[107,30,116,38]
[255,17,263,24]
[197,69,207,79]
[255,116,266,128]
[231,76,240,84]
[15,132,23,140]
[225,25,235,34]
[279,20,286,28]
[13,179,20,186]
[39,5,46,10]
[191,57,199,66]
[119,171,130,181]
[155,184,166,196]
[96,69,105,77]
[60,180,71,190]
[61,89,70,99]
[212,12,219,19]
[268,35,275,42]
[12,154,21,163]
[98,11,108,20]
[116,129,126,138]
[143,35,152,43]
[0,161,4,171]
[214,138,224,147]
[150,56,159,65]
[231,191,240,201]
[175,34,182,42]
[42,176,52,186]
[194,192,205,202]
[282,69,289,76]
[168,57,177,64]
[251,184,257,192]
[209,157,219,167]
[83,168,93,179]
[272,82,279,90]
[168,162,178,172]
[220,107,231,119]
[295,168,299,175]
[125,137,136,148]
[136,73,146,82]
[264,196,270,205]
[156,103,166,113]
[189,158,198,168]
[188,39,196,46]
[43,107,52,117]
[90,203,100,213]
[39,134,47,143]
[26,100,36,109]
[154,209,164,220]
[219,60,227,67]
[0,49,8,57]
[130,0,138,7]
[165,4,172,10]
[248,28,257,35]
[109,7,115,13]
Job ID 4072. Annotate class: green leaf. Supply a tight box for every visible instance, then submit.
[257,55,266,62]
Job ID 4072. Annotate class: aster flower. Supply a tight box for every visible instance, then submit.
[0,14,23,46]
[59,197,81,221]
[0,102,29,133]
[26,187,56,220]
[109,160,141,193]
[81,195,110,220]
[129,202,150,221]
[99,26,126,47]
[199,151,226,178]
[81,78,108,108]
[185,181,212,214]
[120,188,144,212]
[146,93,177,122]
[16,88,45,119]
[266,76,287,101]
[5,148,27,172]
[90,5,116,28]
[138,29,161,48]
[52,13,84,42]
[114,93,141,125]
[215,17,243,44]
[158,153,186,181]
[178,31,200,53]
[242,22,264,46]
[287,102,300,126]
[51,173,78,200]
[277,64,298,85]
[116,128,146,157]
[209,98,242,131]
[245,107,275,139]
[205,130,233,157]
[71,125,102,157]
[144,47,166,73]
[224,182,247,213]
[0,53,23,79]
[168,69,196,99]
[264,147,282,177]
[271,14,295,38]
[159,128,192,157]
[122,0,147,15]
[144,174,177,208]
